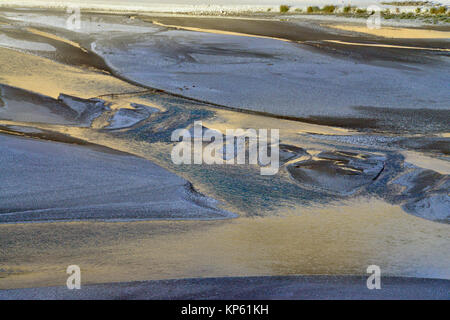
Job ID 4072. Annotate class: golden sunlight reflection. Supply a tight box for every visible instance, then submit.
[1,198,448,289]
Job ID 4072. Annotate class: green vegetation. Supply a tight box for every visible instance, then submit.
[322,5,336,13]
[280,5,290,13]
[306,6,320,13]
[429,6,447,15]
[399,12,415,18]
[291,3,449,24]
[343,5,352,13]
[305,5,337,14]
[381,1,429,5]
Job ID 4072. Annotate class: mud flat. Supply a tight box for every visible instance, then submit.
[0,134,234,223]
[0,7,448,297]
[1,8,449,133]
[96,15,450,134]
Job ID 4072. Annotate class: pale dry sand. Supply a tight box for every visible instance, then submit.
[327,25,450,39]
[26,27,88,52]
[0,47,138,99]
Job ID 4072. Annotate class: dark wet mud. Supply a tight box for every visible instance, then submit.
[303,106,450,135]
[2,275,449,300]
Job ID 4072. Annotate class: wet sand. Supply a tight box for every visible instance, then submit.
[98,15,450,133]
[1,9,449,133]
[1,200,449,290]
[0,8,448,299]
[0,134,234,223]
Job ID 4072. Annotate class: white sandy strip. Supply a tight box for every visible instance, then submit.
[2,1,450,11]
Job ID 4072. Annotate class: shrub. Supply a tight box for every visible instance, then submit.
[415,7,421,14]
[307,6,320,13]
[322,5,336,13]
[399,12,414,19]
[437,6,447,14]
[381,1,429,5]
[430,7,437,14]
[280,5,290,13]
[343,5,352,13]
